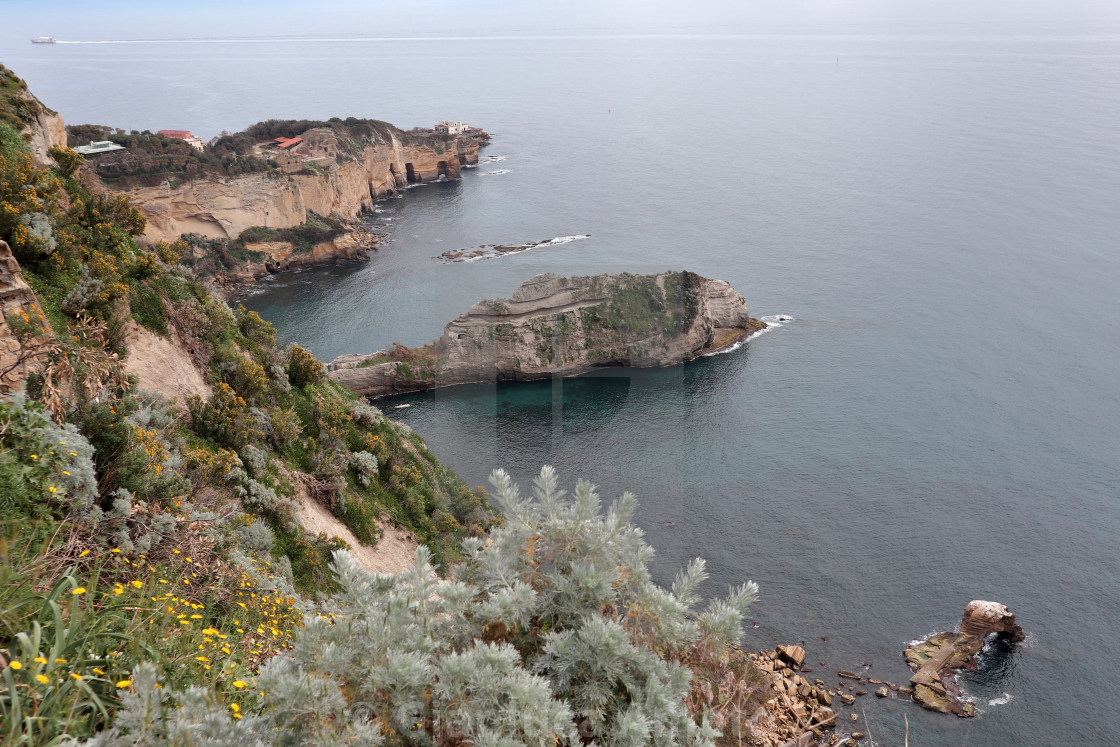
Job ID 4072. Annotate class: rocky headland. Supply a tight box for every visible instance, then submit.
[71,117,488,283]
[327,271,766,397]
[123,124,486,243]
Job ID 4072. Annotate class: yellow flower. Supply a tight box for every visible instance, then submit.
[36,674,49,684]
[79,549,90,558]
[113,586,124,595]
[111,548,121,553]
[9,661,22,670]
[54,658,67,664]
[229,703,240,712]
[131,580,143,588]
[72,587,87,595]
[30,454,38,460]
[34,656,47,664]
[116,679,132,688]
[70,673,83,680]
[232,680,248,688]
[49,486,58,494]
[195,656,209,662]
[92,668,105,675]
[172,549,181,554]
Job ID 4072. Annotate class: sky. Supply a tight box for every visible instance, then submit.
[4,0,1120,43]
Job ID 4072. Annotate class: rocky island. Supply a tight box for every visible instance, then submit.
[328,270,766,397]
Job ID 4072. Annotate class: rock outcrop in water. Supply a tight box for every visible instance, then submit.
[904,600,1025,717]
[327,271,766,397]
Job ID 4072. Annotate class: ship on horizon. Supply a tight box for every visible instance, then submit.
[30,36,57,44]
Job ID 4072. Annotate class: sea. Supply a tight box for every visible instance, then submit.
[6,19,1120,745]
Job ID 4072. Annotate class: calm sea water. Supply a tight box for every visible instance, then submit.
[8,25,1120,745]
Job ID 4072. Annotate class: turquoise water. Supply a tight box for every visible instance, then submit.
[9,26,1120,745]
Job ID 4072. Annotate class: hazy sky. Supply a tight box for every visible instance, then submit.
[4,0,1120,43]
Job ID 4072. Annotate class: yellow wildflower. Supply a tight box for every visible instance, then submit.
[233,680,248,688]
[116,680,132,688]
[131,580,143,588]
[72,587,87,595]
[36,674,49,684]
[9,661,22,670]
[79,549,90,558]
[70,673,83,680]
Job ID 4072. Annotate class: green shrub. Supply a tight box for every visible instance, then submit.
[286,345,323,389]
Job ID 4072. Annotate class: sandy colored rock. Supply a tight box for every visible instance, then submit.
[905,600,1024,717]
[285,466,419,576]
[127,129,484,242]
[777,644,807,669]
[329,271,766,397]
[0,240,45,392]
[121,321,210,402]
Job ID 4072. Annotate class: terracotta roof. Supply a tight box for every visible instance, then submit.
[158,130,194,139]
[276,137,303,149]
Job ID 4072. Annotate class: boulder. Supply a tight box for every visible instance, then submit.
[777,644,807,669]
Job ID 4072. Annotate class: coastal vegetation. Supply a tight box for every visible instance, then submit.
[0,67,773,745]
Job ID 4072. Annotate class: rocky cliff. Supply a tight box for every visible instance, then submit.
[328,271,766,397]
[0,63,67,169]
[0,239,46,391]
[127,128,483,242]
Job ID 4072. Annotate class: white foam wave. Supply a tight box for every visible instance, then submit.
[481,169,511,175]
[701,314,792,357]
[988,693,1012,706]
[537,234,590,247]
[479,155,507,162]
[394,403,411,409]
[701,325,770,357]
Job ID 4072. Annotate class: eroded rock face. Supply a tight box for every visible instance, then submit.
[128,134,484,242]
[905,600,1025,717]
[0,240,45,391]
[328,271,765,397]
[14,86,68,169]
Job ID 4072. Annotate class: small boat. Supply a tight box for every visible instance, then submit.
[31,36,57,44]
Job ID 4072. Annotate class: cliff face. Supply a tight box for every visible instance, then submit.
[0,64,67,169]
[0,240,46,391]
[128,133,482,243]
[328,271,765,397]
[25,105,67,169]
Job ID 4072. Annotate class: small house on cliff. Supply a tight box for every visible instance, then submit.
[158,129,205,151]
[434,121,468,136]
[271,136,304,150]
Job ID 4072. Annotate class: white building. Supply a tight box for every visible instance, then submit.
[72,141,125,156]
[434,121,469,136]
